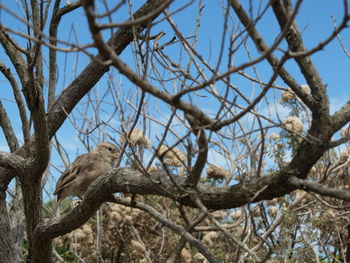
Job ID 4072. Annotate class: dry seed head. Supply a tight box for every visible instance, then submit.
[203,231,219,247]
[206,164,229,179]
[212,210,227,220]
[194,253,207,262]
[130,239,146,253]
[300,84,311,95]
[120,128,151,148]
[266,198,278,206]
[281,85,311,103]
[341,126,350,138]
[281,88,295,103]
[75,229,87,242]
[268,206,278,217]
[251,207,261,217]
[181,248,192,263]
[283,116,304,133]
[110,211,122,222]
[124,215,133,224]
[340,148,350,162]
[147,166,159,173]
[82,224,93,235]
[54,237,64,247]
[157,145,186,167]
[295,190,307,200]
[269,133,280,141]
[230,210,242,221]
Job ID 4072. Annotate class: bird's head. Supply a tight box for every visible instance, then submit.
[96,142,120,161]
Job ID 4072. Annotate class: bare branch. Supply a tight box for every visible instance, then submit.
[229,0,317,111]
[271,0,330,120]
[288,176,350,201]
[48,1,82,110]
[47,0,168,139]
[0,62,30,148]
[331,100,350,133]
[0,31,29,86]
[0,101,19,153]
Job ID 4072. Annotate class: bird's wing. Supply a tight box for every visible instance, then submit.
[54,152,100,196]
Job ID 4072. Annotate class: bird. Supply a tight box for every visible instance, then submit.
[54,142,120,201]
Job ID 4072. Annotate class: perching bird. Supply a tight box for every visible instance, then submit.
[54,142,119,201]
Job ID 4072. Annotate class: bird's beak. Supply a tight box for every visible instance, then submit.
[113,153,120,159]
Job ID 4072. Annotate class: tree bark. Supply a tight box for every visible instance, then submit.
[0,192,20,263]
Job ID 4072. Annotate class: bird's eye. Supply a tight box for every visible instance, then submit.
[108,147,112,151]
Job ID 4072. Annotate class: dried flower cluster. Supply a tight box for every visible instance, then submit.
[120,128,151,148]
[300,84,311,95]
[147,166,159,173]
[108,203,141,224]
[130,239,147,258]
[268,206,278,217]
[339,148,350,162]
[212,210,228,220]
[280,84,311,103]
[181,248,192,263]
[283,116,304,133]
[157,145,186,167]
[341,126,350,137]
[206,164,229,179]
[230,210,242,221]
[54,223,95,261]
[280,88,295,103]
[193,252,208,262]
[269,133,280,141]
[203,231,220,247]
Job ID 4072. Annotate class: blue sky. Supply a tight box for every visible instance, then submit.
[0,0,349,199]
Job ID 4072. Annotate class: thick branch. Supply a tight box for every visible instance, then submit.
[288,176,350,201]
[38,164,350,253]
[185,129,208,186]
[230,0,335,178]
[331,100,350,133]
[0,192,21,263]
[271,0,330,120]
[22,65,50,178]
[0,152,25,174]
[38,167,296,240]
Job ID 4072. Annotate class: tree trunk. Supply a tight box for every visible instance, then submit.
[0,191,21,263]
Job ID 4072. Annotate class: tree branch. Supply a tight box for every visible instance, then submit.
[0,152,25,173]
[38,168,296,238]
[229,0,317,111]
[0,101,19,153]
[0,31,29,86]
[48,0,82,110]
[331,100,350,134]
[271,0,330,121]
[0,62,30,150]
[111,196,218,263]
[288,176,350,201]
[47,0,167,139]
[0,192,21,263]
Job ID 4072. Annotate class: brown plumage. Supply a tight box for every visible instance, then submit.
[54,142,119,201]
